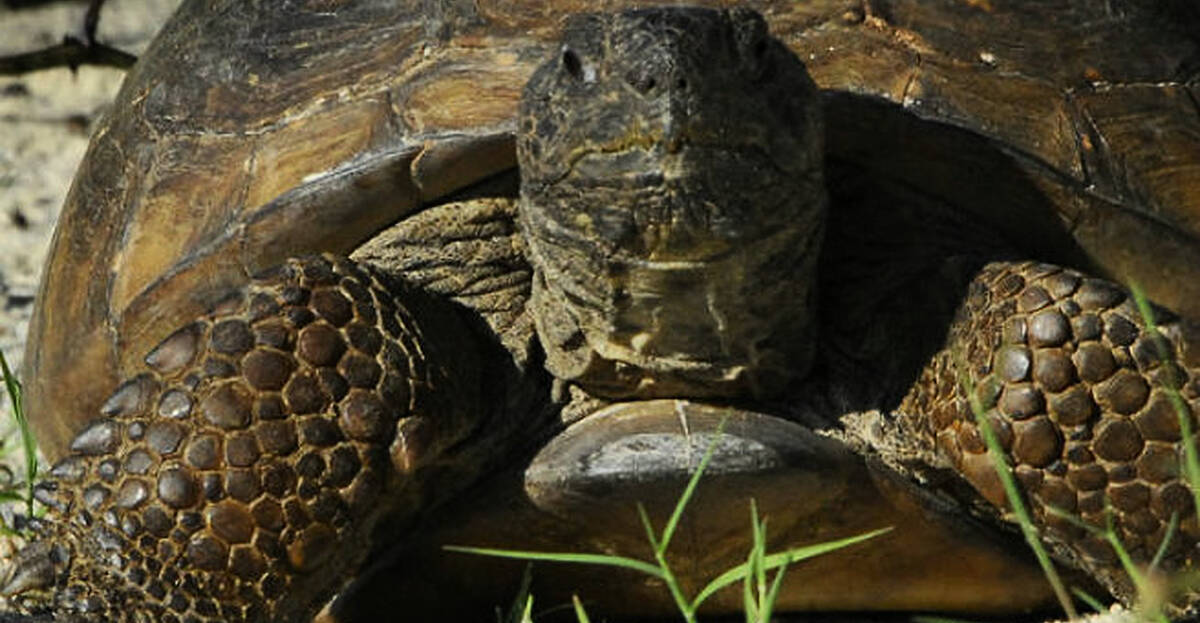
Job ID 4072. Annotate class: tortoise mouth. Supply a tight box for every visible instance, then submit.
[522,141,807,265]
[553,141,785,191]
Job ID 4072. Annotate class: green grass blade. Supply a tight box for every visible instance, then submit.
[500,564,536,623]
[692,527,892,609]
[0,349,35,517]
[658,417,728,555]
[637,502,661,552]
[1102,515,1165,621]
[742,570,756,622]
[521,594,534,623]
[1043,504,1105,537]
[1130,283,1200,524]
[743,500,764,622]
[759,538,793,623]
[1108,533,1151,597]
[443,545,665,579]
[961,369,1078,620]
[1150,512,1179,572]
[751,500,766,605]
[571,595,591,623]
[0,490,26,503]
[1070,587,1107,615]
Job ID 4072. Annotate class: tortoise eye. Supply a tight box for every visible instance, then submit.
[561,48,584,81]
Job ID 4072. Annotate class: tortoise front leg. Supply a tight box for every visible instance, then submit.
[2,255,500,623]
[902,260,1200,605]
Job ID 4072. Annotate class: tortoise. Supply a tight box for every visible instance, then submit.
[8,0,1200,620]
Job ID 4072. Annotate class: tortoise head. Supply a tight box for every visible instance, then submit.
[518,7,827,401]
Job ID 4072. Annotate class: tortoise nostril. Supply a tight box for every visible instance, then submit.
[562,48,584,80]
[753,39,768,60]
[626,70,657,94]
[675,77,687,90]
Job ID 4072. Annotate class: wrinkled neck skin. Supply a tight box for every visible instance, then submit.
[517,8,827,402]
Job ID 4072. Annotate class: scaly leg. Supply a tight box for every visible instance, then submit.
[903,260,1200,604]
[3,255,499,622]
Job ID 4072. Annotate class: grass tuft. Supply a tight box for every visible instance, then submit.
[498,565,536,623]
[0,349,38,533]
[570,596,590,623]
[448,418,890,622]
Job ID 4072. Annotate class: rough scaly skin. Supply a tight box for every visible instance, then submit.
[6,256,486,621]
[902,261,1200,601]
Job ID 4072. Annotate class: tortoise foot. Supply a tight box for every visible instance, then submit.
[2,255,490,622]
[903,260,1200,606]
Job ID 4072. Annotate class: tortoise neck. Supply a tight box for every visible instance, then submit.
[520,185,827,401]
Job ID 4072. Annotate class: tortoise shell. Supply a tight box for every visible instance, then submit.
[24,0,1200,460]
